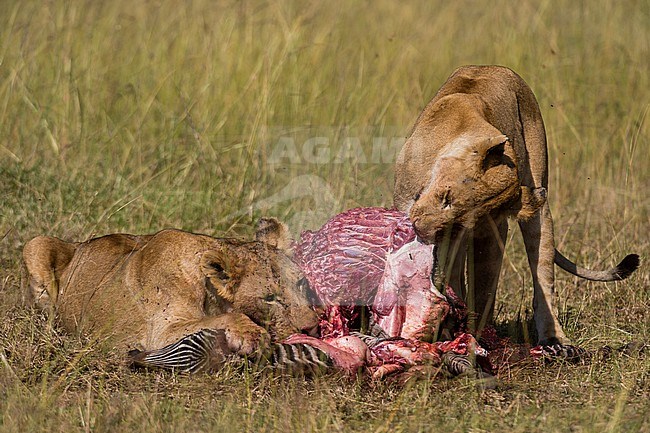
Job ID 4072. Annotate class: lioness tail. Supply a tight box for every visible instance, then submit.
[554,250,639,282]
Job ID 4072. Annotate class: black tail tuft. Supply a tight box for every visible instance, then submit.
[614,254,640,280]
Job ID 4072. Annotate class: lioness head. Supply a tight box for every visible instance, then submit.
[201,218,319,340]
[395,133,545,242]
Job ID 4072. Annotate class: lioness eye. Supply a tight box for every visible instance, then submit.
[264,293,277,303]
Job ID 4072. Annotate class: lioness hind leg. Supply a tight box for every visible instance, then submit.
[519,204,569,345]
[468,219,508,334]
[22,236,77,310]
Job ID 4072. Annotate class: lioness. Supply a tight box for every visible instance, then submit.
[23,218,320,372]
[394,65,639,346]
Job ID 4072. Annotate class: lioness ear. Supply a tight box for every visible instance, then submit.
[200,248,243,302]
[255,217,292,253]
[476,134,509,157]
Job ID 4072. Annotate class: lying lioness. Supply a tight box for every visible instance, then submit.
[394,65,639,346]
[23,218,320,372]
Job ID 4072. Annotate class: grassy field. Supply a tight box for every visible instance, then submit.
[1,1,648,431]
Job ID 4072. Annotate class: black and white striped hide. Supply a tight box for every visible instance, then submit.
[129,329,335,375]
[349,331,398,348]
[129,329,230,373]
[259,342,333,375]
[442,352,477,377]
[537,343,589,363]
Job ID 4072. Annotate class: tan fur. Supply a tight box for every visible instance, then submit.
[395,65,618,345]
[22,219,319,356]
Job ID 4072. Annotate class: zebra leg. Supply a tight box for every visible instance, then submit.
[367,315,390,339]
[282,334,367,373]
[531,344,590,363]
[130,332,334,375]
[349,331,401,348]
[442,352,475,377]
[442,352,494,380]
[129,329,231,373]
[258,342,333,374]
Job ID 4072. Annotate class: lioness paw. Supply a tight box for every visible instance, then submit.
[223,316,271,356]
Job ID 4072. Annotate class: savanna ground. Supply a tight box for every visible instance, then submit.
[0,1,648,432]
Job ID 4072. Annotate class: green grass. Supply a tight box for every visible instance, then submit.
[1,1,648,431]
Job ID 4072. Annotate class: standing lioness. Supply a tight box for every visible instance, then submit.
[395,65,638,346]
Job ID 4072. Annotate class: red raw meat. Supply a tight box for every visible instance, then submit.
[292,207,560,378]
[283,332,488,379]
[291,207,491,377]
[293,207,415,307]
[294,206,458,340]
[293,207,416,338]
[373,240,450,340]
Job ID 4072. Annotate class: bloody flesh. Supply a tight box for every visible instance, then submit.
[291,207,560,377]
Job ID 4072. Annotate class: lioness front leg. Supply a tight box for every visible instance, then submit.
[132,313,272,372]
[519,204,569,345]
[161,312,271,357]
[469,219,508,334]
